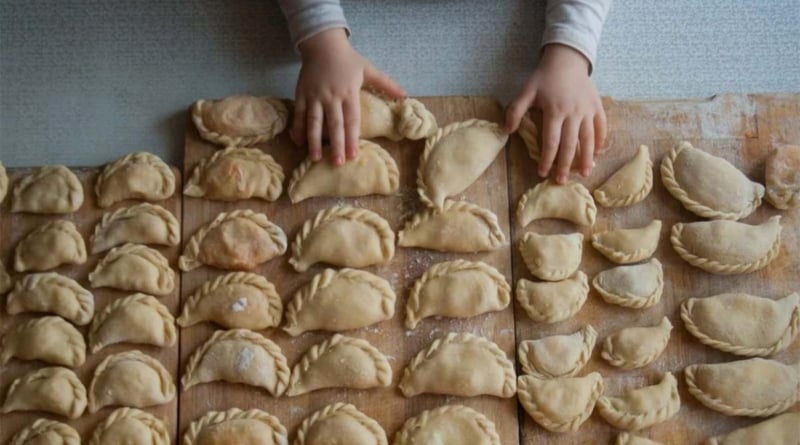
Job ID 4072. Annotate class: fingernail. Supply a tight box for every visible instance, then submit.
[557,174,567,184]
[538,169,548,178]
[334,155,343,166]
[581,168,590,177]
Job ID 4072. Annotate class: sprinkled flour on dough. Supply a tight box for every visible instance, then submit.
[230,297,247,312]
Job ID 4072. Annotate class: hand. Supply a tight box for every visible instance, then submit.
[292,28,405,166]
[505,44,607,184]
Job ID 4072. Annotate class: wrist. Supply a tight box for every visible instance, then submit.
[299,28,350,58]
[540,44,590,74]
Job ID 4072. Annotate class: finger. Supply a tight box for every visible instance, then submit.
[325,101,346,167]
[364,64,406,98]
[578,117,595,177]
[555,117,580,184]
[291,97,307,147]
[538,113,563,178]
[504,88,537,133]
[306,101,324,161]
[594,106,608,154]
[343,94,361,160]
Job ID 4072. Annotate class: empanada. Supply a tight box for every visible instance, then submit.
[417,119,508,208]
[88,407,169,445]
[591,220,662,264]
[594,145,653,208]
[601,317,673,369]
[765,144,800,209]
[184,146,284,202]
[11,165,83,213]
[393,405,500,445]
[615,432,664,445]
[178,271,282,330]
[360,90,437,141]
[517,372,604,433]
[192,95,289,146]
[9,419,80,445]
[597,373,680,431]
[398,332,515,398]
[289,206,394,272]
[406,259,510,329]
[1,367,86,418]
[517,180,597,227]
[88,350,175,413]
[517,326,597,378]
[397,200,506,253]
[180,209,287,271]
[681,292,800,357]
[671,216,781,275]
[285,334,391,396]
[90,243,175,295]
[295,402,387,445]
[91,203,179,253]
[183,407,288,445]
[95,152,175,208]
[288,139,399,203]
[6,272,94,325]
[88,293,176,353]
[516,272,589,323]
[0,161,7,204]
[0,259,10,295]
[14,220,86,272]
[593,259,664,309]
[662,141,764,219]
[519,231,583,281]
[705,411,800,445]
[182,328,290,396]
[1,316,85,367]
[283,268,395,336]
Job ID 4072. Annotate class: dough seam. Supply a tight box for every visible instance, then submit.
[183,408,287,445]
[88,407,169,445]
[10,419,80,445]
[91,203,180,251]
[393,405,500,445]
[89,350,175,413]
[191,97,289,146]
[12,166,83,213]
[593,145,654,208]
[95,152,174,207]
[517,326,597,378]
[670,222,781,274]
[178,272,283,328]
[184,146,284,200]
[295,402,386,445]
[88,293,176,353]
[517,373,603,432]
[397,199,506,249]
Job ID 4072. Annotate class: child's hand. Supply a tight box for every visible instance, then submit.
[505,44,607,184]
[292,28,405,166]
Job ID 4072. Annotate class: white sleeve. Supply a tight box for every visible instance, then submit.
[542,0,612,71]
[276,0,351,50]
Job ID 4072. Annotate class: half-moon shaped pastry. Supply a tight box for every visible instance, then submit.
[91,203,179,253]
[288,140,399,203]
[183,407,288,445]
[88,407,169,445]
[6,272,94,325]
[14,220,86,272]
[417,119,508,208]
[393,405,500,445]
[11,165,83,213]
[597,373,680,431]
[1,367,86,418]
[705,411,800,445]
[601,317,673,369]
[594,145,653,208]
[182,329,290,396]
[295,402,387,445]
[671,217,781,275]
[88,293,176,353]
[398,332,515,398]
[406,259,510,329]
[9,419,81,445]
[0,260,10,295]
[289,206,394,272]
[661,141,764,220]
[0,161,7,204]
[519,231,583,281]
[95,152,175,208]
[184,146,284,202]
[0,316,85,367]
[615,432,664,445]
[765,144,800,210]
[397,200,506,253]
[518,326,597,378]
[285,334,392,396]
[593,259,664,309]
[517,372,604,433]
[283,268,395,336]
[516,272,589,323]
[178,272,282,330]
[591,220,662,264]
[88,350,175,413]
[360,90,437,141]
[517,180,596,227]
[181,209,287,271]
[90,244,175,295]
[192,95,289,146]
[681,292,800,357]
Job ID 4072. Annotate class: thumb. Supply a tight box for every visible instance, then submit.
[364,64,406,99]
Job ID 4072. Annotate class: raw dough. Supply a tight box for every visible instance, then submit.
[0,316,85,367]
[1,367,86,418]
[0,260,10,295]
[91,203,179,253]
[591,220,662,264]
[14,220,86,272]
[597,373,681,431]
[0,161,7,204]
[593,258,664,309]
[517,326,597,378]
[9,418,80,445]
[517,372,604,433]
[519,231,583,281]
[88,293,176,353]
[393,405,500,445]
[397,199,506,253]
[593,145,653,208]
[517,180,596,227]
[360,90,437,141]
[88,407,170,445]
[183,407,288,445]
[88,350,176,413]
[184,146,284,201]
[192,95,289,146]
[295,402,387,445]
[615,432,664,445]
[601,316,673,369]
[6,272,94,325]
[765,144,800,209]
[95,152,175,208]
[705,411,800,445]
[90,243,175,295]
[11,165,83,213]
[516,272,589,323]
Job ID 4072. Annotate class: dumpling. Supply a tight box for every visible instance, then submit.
[516,272,589,323]
[398,332,516,398]
[517,372,604,433]
[681,292,800,357]
[283,268,395,336]
[360,90,437,141]
[0,316,86,367]
[705,411,800,445]
[591,220,662,264]
[517,180,596,227]
[601,317,673,369]
[393,405,500,445]
[11,165,83,213]
[95,152,175,208]
[593,259,664,309]
[184,146,284,202]
[88,350,176,413]
[9,419,81,445]
[661,141,764,219]
[0,259,10,295]
[178,272,282,330]
[615,432,664,445]
[406,260,509,329]
[397,200,506,253]
[88,293,176,353]
[0,161,7,204]
[90,244,175,295]
[765,144,800,209]
[191,95,289,146]
[287,139,399,203]
[1,367,87,418]
[670,217,781,275]
[417,119,508,208]
[182,329,290,396]
[6,272,94,325]
[517,326,597,378]
[289,206,394,272]
[593,145,653,208]
[597,373,680,430]
[295,402,387,445]
[91,203,179,253]
[180,209,287,271]
[285,334,392,396]
[182,407,288,445]
[88,407,169,445]
[519,232,583,281]
[14,220,86,272]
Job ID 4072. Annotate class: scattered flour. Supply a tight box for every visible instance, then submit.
[230,297,248,312]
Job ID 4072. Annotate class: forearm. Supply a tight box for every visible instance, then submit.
[277,0,350,50]
[543,0,612,71]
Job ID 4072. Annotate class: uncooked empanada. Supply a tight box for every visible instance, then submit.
[178,271,282,330]
[591,220,662,264]
[601,317,672,369]
[283,268,395,336]
[0,161,7,204]
[184,146,284,202]
[684,358,800,417]
[183,407,288,445]
[295,402,387,445]
[180,209,287,271]
[516,272,589,323]
[705,411,800,445]
[517,372,603,433]
[594,145,653,208]
[0,259,10,295]
[88,293,176,353]
[406,259,510,329]
[616,432,664,445]
[671,216,781,275]
[9,419,81,445]
[14,220,86,272]
[88,350,175,413]
[662,141,764,219]
[393,405,500,445]
[593,259,664,309]
[360,90,437,141]
[88,407,169,445]
[192,95,289,146]
[681,292,800,357]
[91,203,179,253]
[1,367,86,418]
[182,328,290,396]
[90,244,175,295]
[765,144,800,209]
[417,119,508,208]
[0,316,85,367]
[289,206,394,272]
[398,332,515,398]
[517,326,597,378]
[288,139,399,203]
[397,200,506,253]
[95,152,175,208]
[285,334,391,396]
[6,272,94,325]
[519,231,583,281]
[11,165,83,213]
[597,373,680,431]
[517,180,597,227]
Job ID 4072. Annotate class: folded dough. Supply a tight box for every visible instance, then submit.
[88,407,170,445]
[601,316,672,369]
[9,418,80,445]
[0,161,7,203]
[594,145,654,208]
[6,272,94,325]
[597,373,680,431]
[360,90,437,141]
[517,372,604,433]
[397,199,506,253]
[95,152,175,208]
[0,316,85,367]
[517,180,596,227]
[0,259,10,295]
[765,144,800,209]
[90,243,175,295]
[1,367,86,419]
[393,405,500,445]
[591,220,662,264]
[296,402,387,445]
[91,203,179,253]
[184,146,284,202]
[14,220,86,272]
[88,293,176,353]
[517,326,597,378]
[705,411,800,445]
[183,407,288,445]
[11,165,83,213]
[516,272,589,323]
[519,231,583,281]
[88,350,176,413]
[192,95,289,146]
[616,432,664,445]
[593,259,664,309]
